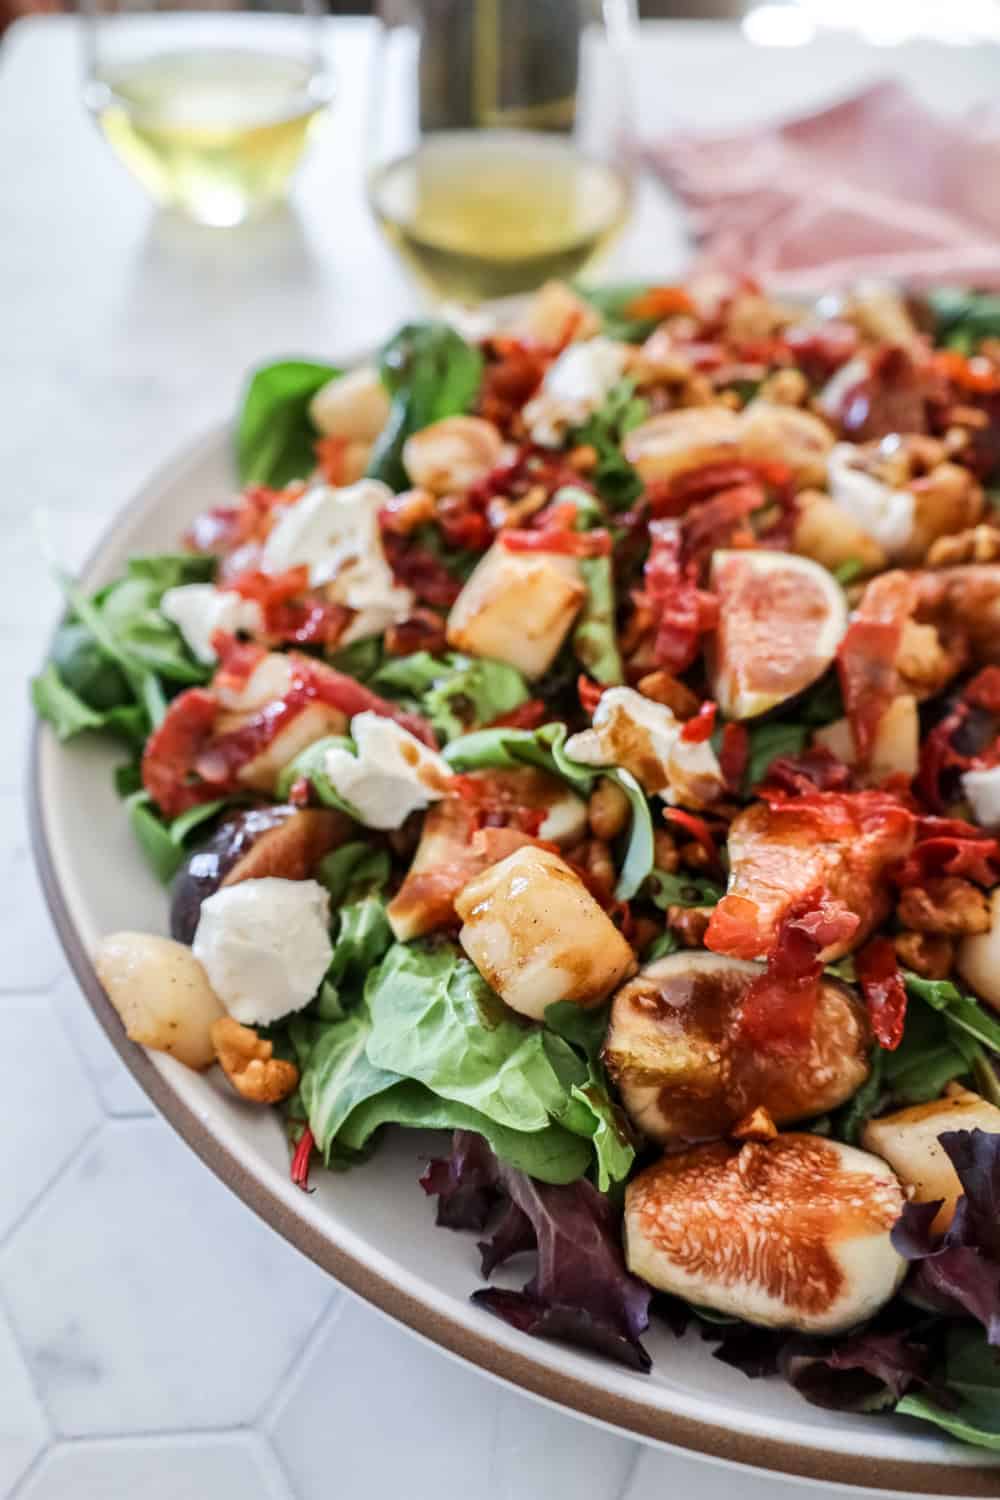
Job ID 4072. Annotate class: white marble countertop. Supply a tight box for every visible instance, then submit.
[4,15,999,1499]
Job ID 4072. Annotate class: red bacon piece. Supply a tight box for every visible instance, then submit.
[855,937,908,1051]
[706,790,914,963]
[719,722,749,793]
[141,688,220,818]
[641,519,719,674]
[896,815,1000,889]
[737,889,860,1052]
[679,701,717,744]
[761,747,853,796]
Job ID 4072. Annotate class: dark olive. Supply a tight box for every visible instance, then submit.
[170,806,352,943]
[52,622,131,711]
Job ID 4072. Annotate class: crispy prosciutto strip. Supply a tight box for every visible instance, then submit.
[837,572,916,768]
[895,815,1000,889]
[142,647,436,818]
[737,889,860,1051]
[718,722,749,792]
[641,519,719,674]
[226,566,351,648]
[707,789,915,963]
[855,937,908,1051]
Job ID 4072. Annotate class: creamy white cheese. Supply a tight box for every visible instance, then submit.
[962,766,1000,830]
[524,337,629,448]
[566,686,724,809]
[826,444,915,557]
[260,479,414,643]
[160,584,264,665]
[323,711,452,830]
[192,877,332,1025]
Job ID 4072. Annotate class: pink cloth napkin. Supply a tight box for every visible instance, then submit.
[646,80,1000,291]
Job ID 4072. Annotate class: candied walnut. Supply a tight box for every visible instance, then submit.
[637,669,701,719]
[927,525,1000,568]
[893,930,955,980]
[580,837,616,904]
[758,368,809,407]
[653,828,680,873]
[679,840,713,872]
[896,618,967,700]
[732,1106,779,1142]
[667,905,713,948]
[568,443,599,473]
[211,1017,299,1104]
[378,487,436,536]
[588,778,630,842]
[897,878,992,937]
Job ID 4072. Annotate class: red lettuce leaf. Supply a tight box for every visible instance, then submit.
[780,1328,931,1412]
[422,1131,652,1371]
[890,1129,1000,1346]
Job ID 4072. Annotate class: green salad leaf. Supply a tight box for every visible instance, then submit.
[236,359,339,486]
[545,1000,635,1191]
[365,942,585,1133]
[372,651,530,741]
[334,1081,591,1182]
[443,722,654,900]
[556,486,624,685]
[575,281,664,343]
[902,972,1000,1054]
[125,791,239,884]
[648,868,725,910]
[316,845,393,1021]
[571,379,647,511]
[927,288,1000,353]
[367,323,483,490]
[275,734,360,816]
[743,720,809,789]
[897,1327,1000,1450]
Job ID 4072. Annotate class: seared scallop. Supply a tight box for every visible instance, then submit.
[862,1087,1000,1234]
[454,845,636,1020]
[603,952,871,1146]
[625,1134,906,1334]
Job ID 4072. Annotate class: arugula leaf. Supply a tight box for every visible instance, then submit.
[365,942,586,1134]
[928,288,1000,352]
[648,868,725,909]
[326,636,384,682]
[830,1049,885,1145]
[575,282,664,343]
[367,323,483,490]
[336,1081,592,1183]
[883,999,981,1106]
[373,652,530,741]
[321,894,393,1018]
[545,1000,634,1191]
[833,558,864,586]
[645,930,680,962]
[50,621,131,712]
[99,576,208,684]
[32,664,108,742]
[556,486,624,684]
[903,972,1000,1054]
[744,720,809,788]
[274,734,360,816]
[298,1007,401,1158]
[444,722,654,900]
[571,378,647,511]
[897,1326,1000,1450]
[125,554,217,591]
[236,359,339,486]
[316,842,391,908]
[124,791,237,884]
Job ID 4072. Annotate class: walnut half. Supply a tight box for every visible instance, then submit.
[211,1017,299,1104]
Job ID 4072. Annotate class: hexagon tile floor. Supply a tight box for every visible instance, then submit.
[6,529,855,1500]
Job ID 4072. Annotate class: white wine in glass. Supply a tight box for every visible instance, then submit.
[367,0,637,302]
[83,7,333,228]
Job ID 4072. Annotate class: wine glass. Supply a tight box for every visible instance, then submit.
[366,0,639,303]
[81,0,334,228]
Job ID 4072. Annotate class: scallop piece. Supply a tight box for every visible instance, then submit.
[863,1088,1000,1234]
[738,401,835,488]
[957,888,1000,1009]
[623,407,744,485]
[446,543,585,680]
[604,952,870,1145]
[625,1134,906,1334]
[454,845,636,1020]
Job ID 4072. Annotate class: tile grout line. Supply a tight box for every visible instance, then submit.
[0,1299,51,1500]
[613,1443,644,1500]
[0,1117,104,1256]
[258,1288,348,1432]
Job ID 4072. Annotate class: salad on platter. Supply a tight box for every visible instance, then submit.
[32,278,1000,1450]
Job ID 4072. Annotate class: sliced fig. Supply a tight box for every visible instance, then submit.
[170,806,352,943]
[603,951,870,1146]
[709,550,848,720]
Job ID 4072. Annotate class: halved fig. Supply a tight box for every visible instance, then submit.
[625,1134,906,1333]
[709,550,848,720]
[604,951,870,1146]
[170,806,352,944]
